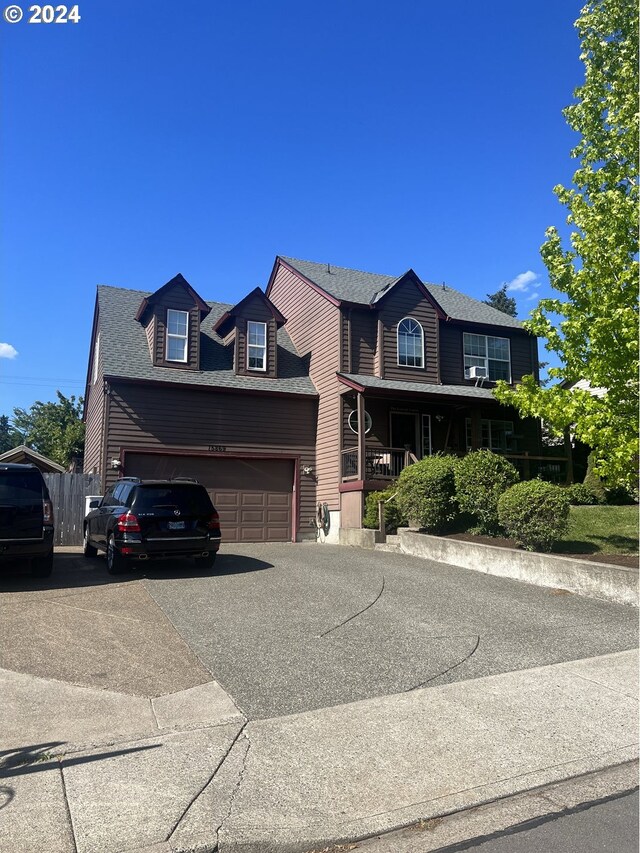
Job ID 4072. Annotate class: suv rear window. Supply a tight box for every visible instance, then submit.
[130,484,213,514]
[0,471,44,500]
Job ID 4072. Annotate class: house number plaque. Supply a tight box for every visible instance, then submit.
[208,445,226,452]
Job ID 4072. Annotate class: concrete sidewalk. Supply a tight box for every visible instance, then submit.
[1,649,637,853]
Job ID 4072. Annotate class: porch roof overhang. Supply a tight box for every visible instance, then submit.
[337,373,499,404]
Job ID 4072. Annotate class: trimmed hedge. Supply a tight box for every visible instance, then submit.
[454,450,519,534]
[564,482,599,506]
[363,487,407,532]
[395,454,458,533]
[498,480,570,551]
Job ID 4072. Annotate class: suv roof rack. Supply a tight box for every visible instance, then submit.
[119,476,141,483]
[171,477,200,483]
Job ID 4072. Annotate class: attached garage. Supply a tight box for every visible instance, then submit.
[124,452,295,543]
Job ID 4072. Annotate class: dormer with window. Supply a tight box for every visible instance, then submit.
[213,288,286,378]
[135,273,211,371]
[370,270,441,383]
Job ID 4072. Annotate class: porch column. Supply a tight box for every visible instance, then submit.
[470,408,481,451]
[357,391,366,481]
[564,427,574,484]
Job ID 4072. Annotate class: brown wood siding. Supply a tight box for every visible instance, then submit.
[103,381,317,539]
[83,343,105,476]
[439,322,537,385]
[268,265,342,508]
[350,309,377,374]
[234,295,278,378]
[378,280,439,383]
[152,286,201,370]
[340,311,349,372]
[84,308,106,477]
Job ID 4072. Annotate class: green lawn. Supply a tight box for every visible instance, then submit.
[554,505,639,556]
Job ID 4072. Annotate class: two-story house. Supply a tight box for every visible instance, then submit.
[84,257,543,544]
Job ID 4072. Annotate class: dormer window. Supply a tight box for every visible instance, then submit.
[247,321,267,371]
[397,317,424,368]
[166,309,189,362]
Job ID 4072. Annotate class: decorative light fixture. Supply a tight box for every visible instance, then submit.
[302,465,314,476]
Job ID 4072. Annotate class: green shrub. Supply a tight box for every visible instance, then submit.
[395,454,458,533]
[604,485,638,506]
[498,480,570,551]
[454,450,519,534]
[363,487,407,532]
[582,453,607,504]
[564,482,599,506]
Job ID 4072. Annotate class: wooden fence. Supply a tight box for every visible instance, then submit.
[43,473,102,546]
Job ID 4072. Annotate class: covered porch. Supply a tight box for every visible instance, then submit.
[336,374,571,529]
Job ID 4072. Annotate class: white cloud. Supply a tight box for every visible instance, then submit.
[0,343,18,359]
[527,291,539,301]
[506,271,539,293]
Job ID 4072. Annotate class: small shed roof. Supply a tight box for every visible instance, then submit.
[0,445,66,473]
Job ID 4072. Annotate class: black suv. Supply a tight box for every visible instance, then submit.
[0,463,55,578]
[83,477,221,574]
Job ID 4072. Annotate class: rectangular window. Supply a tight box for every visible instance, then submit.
[247,321,267,371]
[166,309,189,362]
[466,418,514,452]
[463,333,511,381]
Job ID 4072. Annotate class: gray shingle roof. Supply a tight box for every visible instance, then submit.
[281,257,523,330]
[97,285,317,396]
[338,373,498,401]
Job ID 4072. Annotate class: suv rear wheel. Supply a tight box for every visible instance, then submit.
[106,535,126,575]
[83,526,97,558]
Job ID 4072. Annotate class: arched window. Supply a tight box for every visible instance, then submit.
[397,318,424,368]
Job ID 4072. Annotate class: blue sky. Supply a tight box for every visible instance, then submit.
[0,0,584,413]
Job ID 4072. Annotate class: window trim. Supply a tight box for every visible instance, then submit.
[397,317,425,369]
[463,332,511,382]
[247,320,267,372]
[92,332,100,384]
[166,309,189,363]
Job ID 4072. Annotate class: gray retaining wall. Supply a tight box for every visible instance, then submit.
[398,529,638,607]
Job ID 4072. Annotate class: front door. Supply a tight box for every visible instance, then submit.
[390,412,419,455]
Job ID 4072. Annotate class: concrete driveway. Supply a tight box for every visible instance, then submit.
[1,545,638,853]
[1,543,636,719]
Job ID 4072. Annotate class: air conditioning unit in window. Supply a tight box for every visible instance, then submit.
[468,366,488,379]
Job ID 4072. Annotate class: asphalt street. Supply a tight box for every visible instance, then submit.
[452,790,639,853]
[139,543,637,718]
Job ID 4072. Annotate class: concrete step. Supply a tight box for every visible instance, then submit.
[374,533,402,553]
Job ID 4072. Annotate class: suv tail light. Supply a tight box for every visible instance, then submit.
[43,499,53,524]
[117,511,141,533]
[207,510,220,531]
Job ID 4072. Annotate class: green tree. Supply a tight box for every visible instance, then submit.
[12,392,85,468]
[495,0,639,489]
[0,415,23,454]
[483,284,517,317]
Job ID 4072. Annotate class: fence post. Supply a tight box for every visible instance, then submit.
[377,500,385,535]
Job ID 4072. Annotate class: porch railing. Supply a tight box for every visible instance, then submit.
[341,446,412,481]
